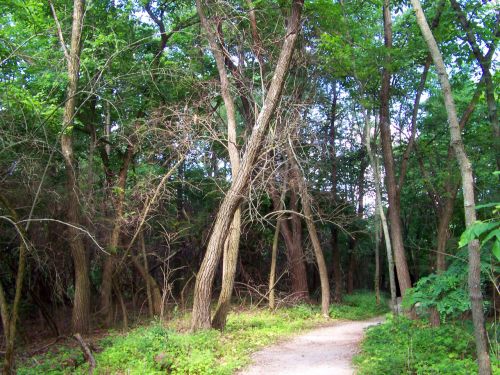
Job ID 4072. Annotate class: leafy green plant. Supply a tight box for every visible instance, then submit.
[459,200,500,261]
[354,315,499,375]
[17,294,386,374]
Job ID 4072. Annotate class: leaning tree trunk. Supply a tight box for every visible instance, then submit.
[410,1,491,373]
[289,151,330,316]
[191,0,304,331]
[379,0,412,296]
[57,0,90,334]
[301,190,330,317]
[196,0,243,331]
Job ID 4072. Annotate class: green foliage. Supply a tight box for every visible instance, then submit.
[459,201,500,261]
[329,291,389,320]
[354,315,499,375]
[402,248,494,321]
[18,295,386,374]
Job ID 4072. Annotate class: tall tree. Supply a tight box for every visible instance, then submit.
[191,0,305,331]
[379,0,412,296]
[410,1,492,373]
[51,0,90,334]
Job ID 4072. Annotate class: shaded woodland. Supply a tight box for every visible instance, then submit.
[0,0,498,373]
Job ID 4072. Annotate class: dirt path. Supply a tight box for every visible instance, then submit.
[238,316,384,375]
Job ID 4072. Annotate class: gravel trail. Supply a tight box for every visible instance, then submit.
[238,315,384,375]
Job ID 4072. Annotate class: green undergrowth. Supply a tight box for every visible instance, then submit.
[18,292,385,374]
[354,314,500,375]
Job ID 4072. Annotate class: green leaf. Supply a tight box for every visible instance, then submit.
[492,240,500,261]
[476,202,500,210]
[459,221,498,247]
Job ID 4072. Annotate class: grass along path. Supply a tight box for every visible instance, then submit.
[17,292,386,374]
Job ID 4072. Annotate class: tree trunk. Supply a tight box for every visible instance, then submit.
[379,0,412,296]
[329,83,342,303]
[99,139,134,326]
[140,231,154,317]
[300,185,330,317]
[347,238,356,295]
[268,183,287,310]
[362,104,397,311]
[196,0,242,331]
[279,212,309,300]
[54,0,90,334]
[0,194,28,374]
[374,221,381,305]
[410,1,491,373]
[331,227,342,302]
[191,0,304,331]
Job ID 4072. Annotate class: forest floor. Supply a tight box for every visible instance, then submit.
[16,292,388,374]
[239,316,384,375]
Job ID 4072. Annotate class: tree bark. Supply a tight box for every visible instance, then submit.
[196,0,242,331]
[294,162,330,316]
[56,0,90,334]
[410,1,491,373]
[191,0,304,331]
[270,185,309,301]
[379,0,412,296]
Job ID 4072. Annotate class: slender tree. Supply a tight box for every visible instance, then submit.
[410,1,492,373]
[51,0,90,334]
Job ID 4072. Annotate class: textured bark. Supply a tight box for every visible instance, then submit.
[379,0,412,296]
[279,211,309,300]
[196,1,242,330]
[295,163,330,316]
[191,0,304,331]
[57,0,90,334]
[410,1,491,373]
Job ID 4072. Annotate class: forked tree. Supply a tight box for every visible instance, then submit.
[191,0,305,331]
